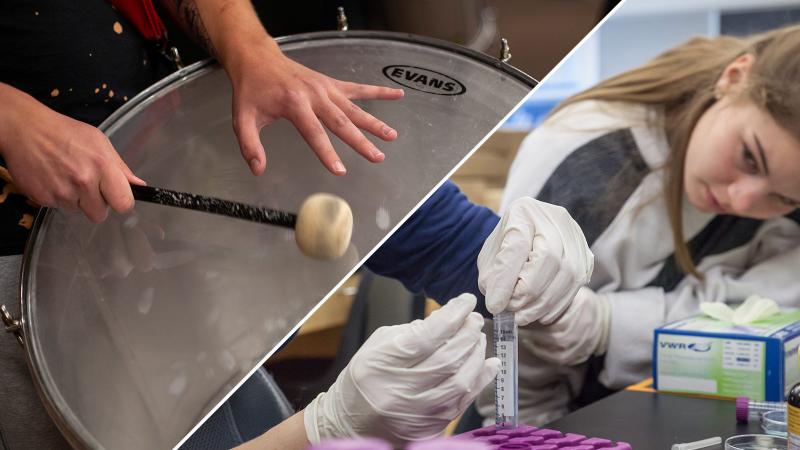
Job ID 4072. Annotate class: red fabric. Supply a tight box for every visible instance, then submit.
[108,0,167,41]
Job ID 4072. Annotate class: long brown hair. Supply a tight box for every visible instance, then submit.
[548,25,800,278]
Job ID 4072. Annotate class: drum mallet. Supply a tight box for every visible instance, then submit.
[130,185,353,260]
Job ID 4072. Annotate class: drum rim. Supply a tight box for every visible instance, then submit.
[19,211,102,449]
[18,29,536,448]
[275,30,538,88]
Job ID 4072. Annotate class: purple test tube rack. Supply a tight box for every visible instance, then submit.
[453,424,633,450]
[309,424,633,450]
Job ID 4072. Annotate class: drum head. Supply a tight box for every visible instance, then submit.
[20,31,534,449]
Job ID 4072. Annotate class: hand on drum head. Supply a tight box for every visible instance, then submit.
[227,50,404,176]
[0,83,145,223]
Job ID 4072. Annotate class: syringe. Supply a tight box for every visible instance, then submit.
[493,311,518,429]
[736,396,784,423]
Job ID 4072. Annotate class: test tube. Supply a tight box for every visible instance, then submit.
[736,396,784,423]
[493,311,518,429]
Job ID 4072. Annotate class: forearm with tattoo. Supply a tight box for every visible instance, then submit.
[171,0,217,57]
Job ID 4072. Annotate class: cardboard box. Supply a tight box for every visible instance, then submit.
[654,310,800,401]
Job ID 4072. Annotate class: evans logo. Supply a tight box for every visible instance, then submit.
[659,341,712,352]
[382,65,466,96]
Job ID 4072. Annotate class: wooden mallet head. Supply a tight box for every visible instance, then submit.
[294,193,353,260]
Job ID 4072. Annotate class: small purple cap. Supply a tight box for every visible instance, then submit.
[580,437,613,446]
[406,439,490,450]
[497,444,535,450]
[473,434,509,444]
[496,425,538,437]
[508,436,545,445]
[545,433,587,445]
[463,425,497,437]
[531,429,563,439]
[307,438,391,450]
[736,396,750,423]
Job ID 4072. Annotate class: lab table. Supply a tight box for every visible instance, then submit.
[546,390,765,449]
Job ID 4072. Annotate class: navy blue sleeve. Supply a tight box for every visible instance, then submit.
[365,180,499,316]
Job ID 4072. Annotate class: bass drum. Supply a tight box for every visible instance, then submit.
[16,31,534,449]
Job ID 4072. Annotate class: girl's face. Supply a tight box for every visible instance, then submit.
[684,56,800,219]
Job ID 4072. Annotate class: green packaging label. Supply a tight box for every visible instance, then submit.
[656,334,765,398]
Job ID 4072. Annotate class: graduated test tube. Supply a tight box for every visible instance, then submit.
[493,311,518,429]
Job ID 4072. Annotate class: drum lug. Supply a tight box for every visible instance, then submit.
[1,304,23,347]
[167,46,185,70]
[158,32,185,70]
[337,6,349,31]
[500,38,512,63]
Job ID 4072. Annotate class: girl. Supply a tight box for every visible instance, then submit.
[482,24,800,425]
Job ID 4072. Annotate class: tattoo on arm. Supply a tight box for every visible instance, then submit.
[172,0,217,57]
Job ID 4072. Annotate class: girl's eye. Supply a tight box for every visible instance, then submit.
[743,145,758,172]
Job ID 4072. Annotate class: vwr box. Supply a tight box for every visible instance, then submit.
[654,310,800,401]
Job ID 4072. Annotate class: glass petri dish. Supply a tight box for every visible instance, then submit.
[761,410,787,436]
[725,434,787,450]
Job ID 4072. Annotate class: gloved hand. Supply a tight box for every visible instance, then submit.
[304,293,500,445]
[478,197,594,326]
[526,287,610,366]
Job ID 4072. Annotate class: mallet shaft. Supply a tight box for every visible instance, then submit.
[130,184,297,229]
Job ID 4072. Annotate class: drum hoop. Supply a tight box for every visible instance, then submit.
[274,30,538,88]
[19,212,100,449]
[18,30,536,448]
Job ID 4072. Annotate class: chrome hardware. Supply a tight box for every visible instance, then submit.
[337,7,349,31]
[1,304,23,347]
[500,38,511,63]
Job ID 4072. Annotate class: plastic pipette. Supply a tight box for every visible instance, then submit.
[493,311,518,429]
[671,436,722,450]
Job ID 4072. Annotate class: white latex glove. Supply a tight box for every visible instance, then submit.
[304,293,500,446]
[478,197,594,326]
[526,287,610,366]
[700,295,780,325]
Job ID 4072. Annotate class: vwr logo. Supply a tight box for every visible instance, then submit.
[659,341,713,352]
[382,65,466,96]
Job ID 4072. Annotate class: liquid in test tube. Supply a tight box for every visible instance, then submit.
[493,311,518,429]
